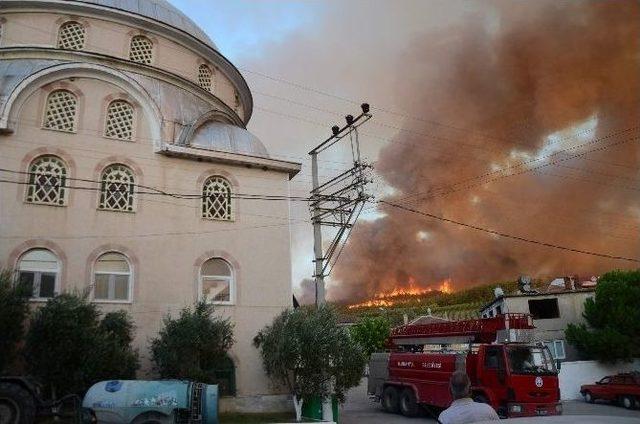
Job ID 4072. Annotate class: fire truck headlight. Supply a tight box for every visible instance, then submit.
[509,404,522,413]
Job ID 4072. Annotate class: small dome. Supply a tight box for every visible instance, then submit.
[57,0,217,50]
[190,122,269,158]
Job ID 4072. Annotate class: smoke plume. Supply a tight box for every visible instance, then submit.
[329,1,640,302]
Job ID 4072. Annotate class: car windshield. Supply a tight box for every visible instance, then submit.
[507,346,557,375]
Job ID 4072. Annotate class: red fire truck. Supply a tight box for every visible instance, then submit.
[368,313,562,418]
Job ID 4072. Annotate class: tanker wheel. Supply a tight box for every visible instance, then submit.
[382,386,400,414]
[0,382,36,424]
[399,388,420,417]
[620,395,635,410]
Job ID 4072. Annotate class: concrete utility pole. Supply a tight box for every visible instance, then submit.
[309,103,372,307]
[308,103,373,422]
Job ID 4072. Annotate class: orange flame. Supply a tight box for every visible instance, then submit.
[347,278,453,309]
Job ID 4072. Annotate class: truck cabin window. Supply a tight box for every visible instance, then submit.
[528,298,560,319]
[484,347,504,369]
[507,346,556,375]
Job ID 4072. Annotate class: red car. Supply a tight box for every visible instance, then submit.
[580,373,640,409]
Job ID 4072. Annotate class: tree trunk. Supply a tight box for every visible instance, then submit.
[293,394,303,422]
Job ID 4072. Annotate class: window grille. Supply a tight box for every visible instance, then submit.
[99,164,135,212]
[94,252,131,301]
[202,176,232,220]
[200,258,233,304]
[129,35,153,64]
[26,156,68,206]
[198,64,213,92]
[18,249,60,299]
[57,21,85,50]
[43,90,77,132]
[105,100,134,140]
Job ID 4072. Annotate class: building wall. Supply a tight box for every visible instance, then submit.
[0,67,293,410]
[502,291,594,361]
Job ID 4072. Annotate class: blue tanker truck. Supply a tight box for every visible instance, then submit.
[0,377,218,424]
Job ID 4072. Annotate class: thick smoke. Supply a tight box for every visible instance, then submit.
[330,1,640,302]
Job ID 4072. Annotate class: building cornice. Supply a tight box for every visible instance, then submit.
[160,144,301,180]
[0,1,253,124]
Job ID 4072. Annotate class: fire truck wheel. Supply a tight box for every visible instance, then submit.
[382,386,400,414]
[0,382,36,424]
[584,391,594,403]
[620,395,635,410]
[399,388,420,417]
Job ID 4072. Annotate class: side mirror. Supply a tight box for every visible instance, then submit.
[556,360,561,371]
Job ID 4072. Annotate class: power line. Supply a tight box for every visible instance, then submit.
[380,200,640,264]
[0,168,312,202]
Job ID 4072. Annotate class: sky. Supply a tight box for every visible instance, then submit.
[169,1,640,303]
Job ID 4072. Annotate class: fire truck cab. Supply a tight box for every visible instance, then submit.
[368,313,562,418]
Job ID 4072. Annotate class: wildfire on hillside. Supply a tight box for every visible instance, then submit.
[347,278,453,309]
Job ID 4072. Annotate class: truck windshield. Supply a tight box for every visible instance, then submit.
[507,346,557,375]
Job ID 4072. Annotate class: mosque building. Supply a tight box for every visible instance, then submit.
[0,0,300,412]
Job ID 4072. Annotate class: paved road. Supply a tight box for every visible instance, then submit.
[339,379,640,423]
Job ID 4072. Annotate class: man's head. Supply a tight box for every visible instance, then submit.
[449,370,471,400]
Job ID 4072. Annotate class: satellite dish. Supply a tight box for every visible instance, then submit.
[494,287,505,298]
[518,275,532,293]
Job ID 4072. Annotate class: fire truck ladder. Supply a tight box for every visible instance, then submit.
[389,313,534,346]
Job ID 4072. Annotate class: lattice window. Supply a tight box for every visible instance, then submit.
[198,64,213,92]
[25,156,68,206]
[43,90,77,132]
[129,35,153,64]
[57,21,85,50]
[202,176,232,220]
[99,164,135,212]
[105,100,134,140]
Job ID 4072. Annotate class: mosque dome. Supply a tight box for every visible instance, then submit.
[21,0,218,50]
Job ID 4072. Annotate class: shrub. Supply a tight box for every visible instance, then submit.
[0,270,31,373]
[150,302,234,383]
[24,294,139,397]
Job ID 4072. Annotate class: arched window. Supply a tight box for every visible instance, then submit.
[129,35,153,64]
[17,249,60,299]
[200,258,233,304]
[26,155,68,206]
[43,89,77,132]
[105,100,134,140]
[57,21,85,50]
[202,176,232,220]
[99,164,135,212]
[93,252,132,302]
[198,64,213,92]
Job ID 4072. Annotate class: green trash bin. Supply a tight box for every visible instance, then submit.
[301,395,339,422]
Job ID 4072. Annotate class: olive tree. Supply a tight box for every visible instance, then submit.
[253,306,366,422]
[150,302,234,383]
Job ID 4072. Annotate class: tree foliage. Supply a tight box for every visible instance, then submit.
[0,270,31,373]
[566,269,640,363]
[150,302,234,383]
[24,294,139,397]
[349,316,390,358]
[253,306,366,405]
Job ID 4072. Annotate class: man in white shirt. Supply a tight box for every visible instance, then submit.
[438,371,499,424]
